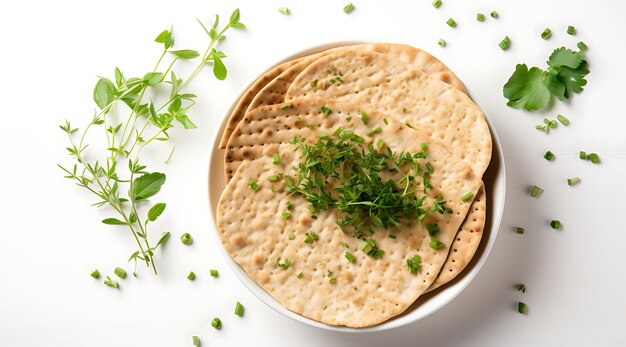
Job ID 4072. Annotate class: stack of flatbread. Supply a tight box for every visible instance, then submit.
[216,44,492,327]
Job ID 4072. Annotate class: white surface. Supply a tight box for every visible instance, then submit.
[0,0,625,346]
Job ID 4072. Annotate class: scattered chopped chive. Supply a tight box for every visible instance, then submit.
[343,2,355,13]
[279,103,290,109]
[516,227,525,235]
[278,7,290,15]
[461,191,474,202]
[104,276,119,288]
[383,118,388,125]
[345,251,355,263]
[541,28,551,40]
[210,269,219,277]
[567,177,581,186]
[234,302,245,317]
[367,127,382,136]
[114,267,127,279]
[438,39,446,47]
[288,233,295,240]
[187,271,196,281]
[550,220,562,230]
[567,25,576,35]
[499,36,511,50]
[273,153,281,165]
[536,125,549,134]
[402,107,407,113]
[211,318,222,329]
[517,283,526,293]
[577,41,588,51]
[557,114,569,125]
[90,269,100,279]
[192,336,201,346]
[530,185,544,198]
[286,201,293,210]
[544,151,555,161]
[432,0,442,8]
[587,153,600,164]
[545,118,557,128]
[310,79,318,88]
[297,272,304,279]
[180,232,193,245]
[429,237,445,250]
[359,239,384,259]
[320,105,331,117]
[304,230,319,243]
[476,13,485,22]
[426,223,440,236]
[326,68,333,74]
[268,173,283,182]
[490,11,498,18]
[388,234,396,239]
[425,162,435,171]
[407,254,421,273]
[248,178,260,191]
[329,277,337,284]
[360,111,368,125]
[376,139,385,148]
[341,242,349,248]
[281,212,291,219]
[518,302,528,314]
[446,18,457,28]
[579,151,587,160]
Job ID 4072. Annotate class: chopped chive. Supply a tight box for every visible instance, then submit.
[104,276,119,288]
[516,227,525,234]
[288,233,295,240]
[345,251,355,263]
[360,111,368,125]
[297,272,304,279]
[279,103,290,109]
[402,107,407,113]
[320,105,331,117]
[304,230,319,243]
[432,0,442,8]
[211,317,222,329]
[180,232,193,245]
[499,36,511,50]
[557,114,569,125]
[376,139,385,148]
[577,41,588,51]
[438,39,446,47]
[329,277,337,284]
[192,336,201,346]
[544,151,555,161]
[476,13,485,22]
[426,223,439,236]
[310,79,318,88]
[446,18,457,28]
[341,242,349,248]
[367,127,382,136]
[90,269,100,279]
[273,153,281,165]
[517,283,526,293]
[407,254,421,273]
[545,118,557,128]
[567,177,581,186]
[490,11,498,18]
[248,178,260,191]
[550,220,562,230]
[461,191,473,202]
[343,2,355,13]
[281,211,291,219]
[579,151,587,160]
[210,269,219,277]
[286,201,293,210]
[278,7,290,15]
[388,234,396,239]
[541,28,551,40]
[518,302,528,314]
[268,173,283,182]
[536,125,549,134]
[567,25,576,35]
[587,153,600,164]
[429,237,445,250]
[114,267,127,279]
[383,118,388,125]
[187,271,196,281]
[530,185,544,198]
[234,302,245,317]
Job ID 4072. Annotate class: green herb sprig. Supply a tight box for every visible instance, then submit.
[58,9,245,275]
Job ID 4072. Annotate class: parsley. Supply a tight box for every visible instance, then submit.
[249,178,260,191]
[429,237,445,250]
[359,239,384,259]
[304,230,319,243]
[320,105,331,117]
[503,47,589,111]
[345,251,355,263]
[407,255,421,273]
[273,258,292,269]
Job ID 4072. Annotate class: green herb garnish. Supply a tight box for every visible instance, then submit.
[438,39,446,48]
[234,301,245,317]
[550,220,562,230]
[297,272,304,279]
[461,191,474,202]
[446,18,457,28]
[557,114,569,125]
[407,255,421,273]
[114,267,127,279]
[187,271,196,281]
[499,36,511,50]
[360,111,368,125]
[90,269,100,279]
[516,227,525,234]
[429,237,445,250]
[587,153,600,164]
[567,25,576,35]
[211,317,222,329]
[567,177,581,186]
[544,151,555,161]
[577,41,588,51]
[530,185,544,198]
[432,0,442,8]
[304,230,319,243]
[476,13,485,22]
[345,252,355,263]
[503,47,589,111]
[210,269,219,277]
[278,7,290,15]
[320,105,331,117]
[541,28,551,40]
[249,178,260,191]
[192,336,201,346]
[490,11,498,18]
[104,276,119,288]
[343,2,355,13]
[518,302,528,314]
[517,283,526,293]
[579,151,587,160]
[359,239,384,259]
[180,232,193,245]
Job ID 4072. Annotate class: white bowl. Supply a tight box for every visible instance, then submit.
[206,43,506,332]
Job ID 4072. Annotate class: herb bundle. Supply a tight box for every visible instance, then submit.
[58,9,245,275]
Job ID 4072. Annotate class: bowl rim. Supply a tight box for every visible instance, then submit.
[205,42,507,332]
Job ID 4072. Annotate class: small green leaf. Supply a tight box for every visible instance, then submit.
[155,231,170,248]
[229,8,241,24]
[155,30,170,43]
[102,218,127,225]
[503,64,551,111]
[211,50,227,80]
[93,78,116,110]
[230,22,246,29]
[169,49,200,59]
[176,114,197,129]
[147,203,166,222]
[114,67,123,87]
[143,72,163,86]
[131,172,166,201]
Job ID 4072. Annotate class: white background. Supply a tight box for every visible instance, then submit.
[1,0,625,346]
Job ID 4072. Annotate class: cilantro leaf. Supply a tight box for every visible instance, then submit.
[555,60,589,98]
[547,47,582,69]
[503,64,551,111]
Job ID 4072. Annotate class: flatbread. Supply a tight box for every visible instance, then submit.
[285,49,492,178]
[219,43,465,151]
[217,106,482,327]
